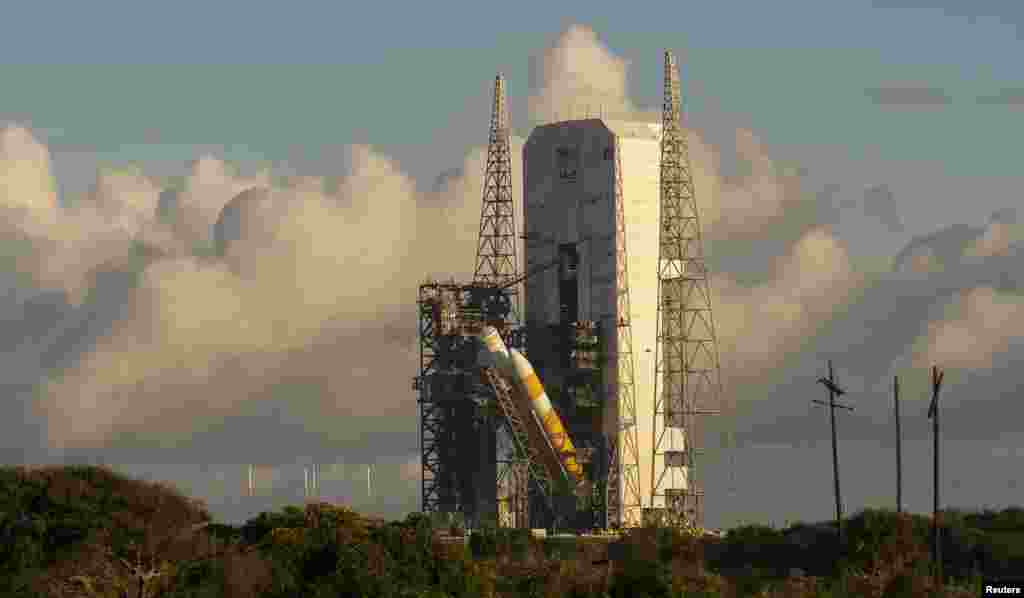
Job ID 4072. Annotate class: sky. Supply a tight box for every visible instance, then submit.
[1,1,1022,529]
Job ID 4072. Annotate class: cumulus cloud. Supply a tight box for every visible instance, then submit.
[169,156,272,245]
[865,84,951,108]
[964,220,1016,258]
[861,183,904,232]
[0,126,165,304]
[527,25,654,125]
[694,128,811,242]
[714,228,861,383]
[977,88,1024,107]
[894,212,1023,273]
[911,287,1024,370]
[0,126,58,218]
[29,130,523,455]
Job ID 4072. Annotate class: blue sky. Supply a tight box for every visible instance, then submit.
[2,0,1022,177]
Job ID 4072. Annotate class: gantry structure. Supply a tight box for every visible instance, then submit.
[648,50,724,529]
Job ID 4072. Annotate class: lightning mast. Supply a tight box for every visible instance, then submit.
[474,75,519,298]
[649,50,723,529]
[612,137,643,528]
[473,74,527,528]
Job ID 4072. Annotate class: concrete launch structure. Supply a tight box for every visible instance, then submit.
[523,119,663,526]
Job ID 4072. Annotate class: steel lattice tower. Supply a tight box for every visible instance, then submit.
[473,75,519,297]
[650,51,723,529]
[612,136,643,528]
[473,74,527,528]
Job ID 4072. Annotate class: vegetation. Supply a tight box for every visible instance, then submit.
[2,465,1022,596]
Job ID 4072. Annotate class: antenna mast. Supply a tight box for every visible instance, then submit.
[650,50,723,530]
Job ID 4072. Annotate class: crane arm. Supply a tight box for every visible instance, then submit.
[497,256,561,291]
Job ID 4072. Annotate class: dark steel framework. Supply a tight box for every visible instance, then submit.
[417,75,553,529]
[649,51,723,530]
[416,282,529,524]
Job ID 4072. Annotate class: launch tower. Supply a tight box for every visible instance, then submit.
[647,51,723,530]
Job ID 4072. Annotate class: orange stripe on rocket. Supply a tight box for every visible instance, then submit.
[477,326,586,485]
[508,349,586,483]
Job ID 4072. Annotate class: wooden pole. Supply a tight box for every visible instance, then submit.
[894,376,902,514]
[815,361,851,567]
[828,361,842,548]
[929,366,944,587]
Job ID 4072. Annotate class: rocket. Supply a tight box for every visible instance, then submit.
[507,348,586,483]
[477,326,586,488]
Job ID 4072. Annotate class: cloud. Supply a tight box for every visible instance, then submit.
[977,88,1024,106]
[861,184,904,232]
[910,286,1024,370]
[0,126,167,305]
[0,126,58,218]
[715,227,862,384]
[865,84,951,107]
[907,245,942,273]
[691,128,821,253]
[30,135,528,461]
[527,25,655,125]
[169,156,272,245]
[398,455,421,483]
[964,220,1015,258]
[893,211,1023,273]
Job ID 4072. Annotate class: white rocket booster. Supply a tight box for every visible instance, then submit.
[477,326,586,486]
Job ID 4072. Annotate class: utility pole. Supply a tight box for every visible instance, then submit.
[814,360,852,555]
[894,376,902,514]
[928,366,945,587]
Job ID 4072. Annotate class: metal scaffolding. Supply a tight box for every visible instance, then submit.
[612,136,643,529]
